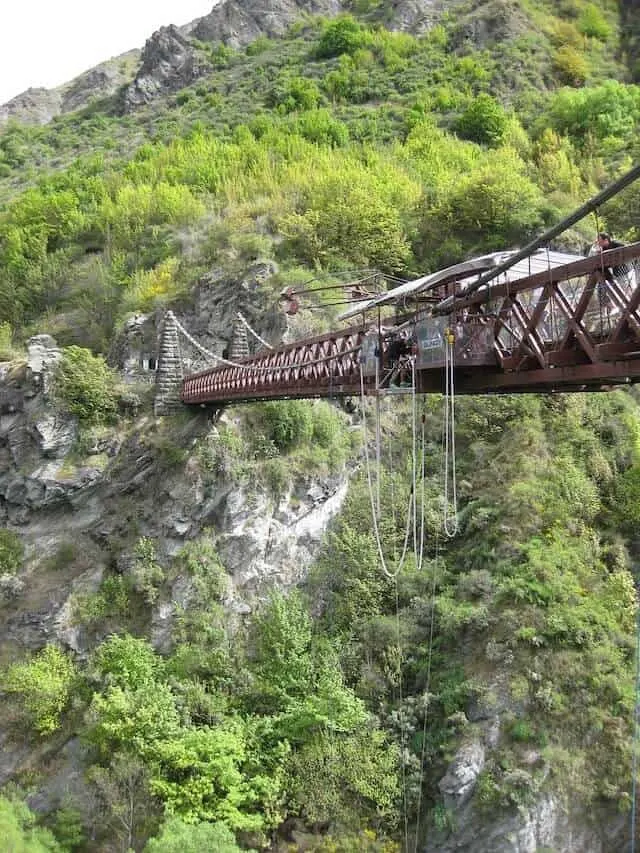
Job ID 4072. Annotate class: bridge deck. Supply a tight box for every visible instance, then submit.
[180,243,640,405]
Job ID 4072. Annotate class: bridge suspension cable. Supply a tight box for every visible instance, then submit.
[235,312,273,350]
[172,313,361,373]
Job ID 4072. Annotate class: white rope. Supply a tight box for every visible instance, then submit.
[360,360,423,580]
[172,315,219,363]
[236,312,273,350]
[415,399,427,572]
[443,331,459,537]
[360,363,404,580]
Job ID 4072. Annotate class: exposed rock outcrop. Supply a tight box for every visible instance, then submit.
[438,740,485,810]
[59,52,140,113]
[424,789,628,853]
[450,0,532,50]
[123,25,210,111]
[0,88,63,126]
[0,53,140,127]
[193,0,344,47]
[184,260,286,357]
[388,0,444,35]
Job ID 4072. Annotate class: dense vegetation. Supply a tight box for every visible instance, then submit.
[1,0,640,850]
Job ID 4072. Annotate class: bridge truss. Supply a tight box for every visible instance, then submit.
[179,242,640,406]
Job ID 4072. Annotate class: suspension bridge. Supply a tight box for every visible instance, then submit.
[154,239,640,413]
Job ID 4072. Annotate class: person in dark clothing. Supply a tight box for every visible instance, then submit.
[593,232,630,313]
[596,232,628,279]
[387,332,411,386]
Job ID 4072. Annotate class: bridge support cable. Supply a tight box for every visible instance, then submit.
[443,330,459,537]
[235,312,274,351]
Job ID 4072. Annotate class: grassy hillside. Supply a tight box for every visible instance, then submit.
[1,1,640,851]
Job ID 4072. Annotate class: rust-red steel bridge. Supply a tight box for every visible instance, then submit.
[181,243,640,405]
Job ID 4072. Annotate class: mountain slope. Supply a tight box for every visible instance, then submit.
[0,1,640,851]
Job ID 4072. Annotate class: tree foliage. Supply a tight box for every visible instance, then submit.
[0,796,62,853]
[144,818,242,853]
[2,646,76,735]
[53,346,117,424]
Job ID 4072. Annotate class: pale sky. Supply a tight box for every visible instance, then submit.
[0,1,214,105]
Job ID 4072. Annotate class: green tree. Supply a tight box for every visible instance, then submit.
[287,728,399,828]
[316,16,368,59]
[0,796,62,852]
[92,633,162,690]
[578,4,612,40]
[53,346,117,424]
[149,720,281,832]
[454,94,509,147]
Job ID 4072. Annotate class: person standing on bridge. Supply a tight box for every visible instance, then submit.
[591,232,630,321]
[595,232,629,282]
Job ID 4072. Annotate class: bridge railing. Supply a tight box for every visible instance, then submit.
[181,324,369,404]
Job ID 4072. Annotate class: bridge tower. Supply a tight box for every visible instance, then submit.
[229,316,250,361]
[154,310,183,415]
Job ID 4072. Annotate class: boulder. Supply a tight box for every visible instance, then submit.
[439,740,485,810]
[124,26,210,110]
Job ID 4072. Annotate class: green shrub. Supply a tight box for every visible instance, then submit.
[0,529,24,575]
[578,4,612,40]
[130,537,165,605]
[176,538,227,602]
[270,76,321,113]
[258,400,314,451]
[0,322,16,360]
[454,94,508,147]
[0,796,62,852]
[53,346,117,424]
[541,80,640,146]
[44,541,77,571]
[2,646,76,735]
[93,633,160,689]
[145,818,242,852]
[71,575,130,625]
[316,16,369,59]
[553,45,588,86]
[293,109,350,147]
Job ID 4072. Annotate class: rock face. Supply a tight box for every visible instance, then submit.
[438,740,485,810]
[0,88,63,126]
[193,0,344,47]
[450,0,532,50]
[424,788,628,852]
[184,260,286,359]
[123,25,210,111]
[0,53,140,126]
[59,53,140,113]
[387,0,444,35]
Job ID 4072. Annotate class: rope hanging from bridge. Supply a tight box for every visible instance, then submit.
[443,329,459,537]
[359,361,424,580]
[631,604,640,853]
